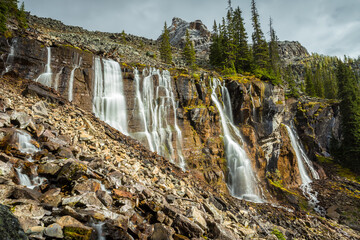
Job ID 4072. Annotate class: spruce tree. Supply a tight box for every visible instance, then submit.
[251,0,270,70]
[159,22,172,64]
[182,29,196,68]
[269,17,281,83]
[337,59,360,172]
[209,21,222,67]
[233,6,251,72]
[18,2,27,29]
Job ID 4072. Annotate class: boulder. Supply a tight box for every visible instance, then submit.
[62,192,105,209]
[32,101,48,116]
[40,188,62,207]
[0,204,27,240]
[56,215,92,240]
[73,179,101,194]
[188,206,207,230]
[56,160,87,182]
[150,223,174,240]
[173,214,204,238]
[44,223,63,238]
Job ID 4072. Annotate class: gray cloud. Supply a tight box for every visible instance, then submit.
[22,0,360,58]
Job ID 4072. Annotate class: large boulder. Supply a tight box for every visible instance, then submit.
[0,204,28,240]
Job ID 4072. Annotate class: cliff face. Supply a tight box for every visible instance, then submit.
[0,35,341,200]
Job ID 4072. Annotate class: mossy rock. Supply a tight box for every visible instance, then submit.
[63,226,92,240]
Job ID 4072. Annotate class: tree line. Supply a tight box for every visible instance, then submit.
[0,0,27,34]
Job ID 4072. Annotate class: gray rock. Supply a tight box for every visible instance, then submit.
[62,192,105,209]
[10,111,32,129]
[32,101,48,116]
[173,214,204,238]
[44,223,63,238]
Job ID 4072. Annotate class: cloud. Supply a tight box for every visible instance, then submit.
[22,0,360,58]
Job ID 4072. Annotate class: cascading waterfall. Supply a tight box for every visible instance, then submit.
[132,68,185,170]
[68,54,82,102]
[2,38,17,75]
[93,57,128,135]
[15,167,33,188]
[211,78,262,202]
[91,222,105,240]
[35,47,53,87]
[54,67,63,91]
[16,130,40,155]
[285,124,323,212]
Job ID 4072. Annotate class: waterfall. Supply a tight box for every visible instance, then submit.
[15,130,40,155]
[35,47,53,87]
[93,57,128,135]
[132,68,185,170]
[210,78,262,202]
[285,124,323,212]
[54,67,63,91]
[15,167,33,188]
[68,54,82,102]
[2,38,17,75]
[91,222,105,240]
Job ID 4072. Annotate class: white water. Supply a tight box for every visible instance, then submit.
[93,57,128,135]
[211,78,262,202]
[68,54,82,102]
[2,38,17,75]
[91,222,105,240]
[132,68,185,169]
[15,167,33,188]
[35,47,53,87]
[54,67,63,91]
[285,125,323,211]
[15,130,40,155]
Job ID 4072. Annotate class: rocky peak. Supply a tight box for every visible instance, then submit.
[278,41,309,63]
[162,17,211,53]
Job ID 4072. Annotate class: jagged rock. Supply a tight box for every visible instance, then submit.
[40,188,62,207]
[56,160,87,182]
[11,187,42,201]
[62,192,105,209]
[207,220,240,240]
[44,223,63,238]
[150,223,175,240]
[0,204,27,240]
[0,160,14,178]
[326,205,340,220]
[188,206,207,230]
[10,200,46,231]
[72,179,101,194]
[57,146,74,158]
[0,113,11,127]
[96,190,113,207]
[38,162,61,175]
[173,214,204,238]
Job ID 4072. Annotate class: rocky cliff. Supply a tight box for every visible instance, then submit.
[0,13,359,240]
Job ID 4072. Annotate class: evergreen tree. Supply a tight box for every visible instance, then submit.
[251,0,270,70]
[17,2,27,29]
[337,59,360,172]
[284,65,299,98]
[232,6,251,72]
[269,17,281,82]
[182,29,196,68]
[159,22,172,64]
[305,67,316,97]
[209,21,222,67]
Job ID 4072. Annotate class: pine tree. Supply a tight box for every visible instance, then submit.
[232,6,251,72]
[159,22,172,64]
[337,59,360,172]
[251,0,270,70]
[269,17,281,83]
[305,67,316,97]
[182,29,196,68]
[18,2,27,29]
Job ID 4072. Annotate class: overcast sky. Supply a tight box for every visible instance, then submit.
[22,0,360,58]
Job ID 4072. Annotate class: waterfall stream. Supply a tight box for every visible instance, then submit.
[91,222,105,240]
[93,57,128,135]
[35,47,53,87]
[211,78,262,202]
[132,68,185,170]
[285,124,323,213]
[2,38,17,75]
[68,54,82,102]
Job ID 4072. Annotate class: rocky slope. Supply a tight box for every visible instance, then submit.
[0,13,359,239]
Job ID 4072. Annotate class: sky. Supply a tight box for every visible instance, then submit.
[22,0,360,58]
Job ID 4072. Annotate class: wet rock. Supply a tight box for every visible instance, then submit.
[0,204,27,240]
[32,101,48,116]
[44,223,63,238]
[40,188,62,207]
[150,223,174,240]
[173,214,204,238]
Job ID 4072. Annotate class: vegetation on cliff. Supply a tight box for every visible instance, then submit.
[0,0,27,34]
[159,22,172,64]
